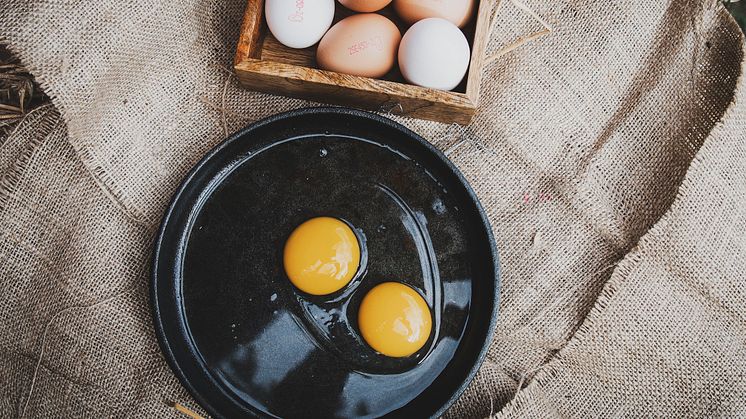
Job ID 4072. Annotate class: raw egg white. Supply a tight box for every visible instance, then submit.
[398,18,470,90]
[317,14,402,78]
[358,282,432,357]
[283,217,360,295]
[393,0,476,28]
[338,0,393,12]
[265,0,335,49]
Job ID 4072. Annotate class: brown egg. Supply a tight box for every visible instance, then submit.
[393,0,476,28]
[338,0,392,12]
[317,14,401,79]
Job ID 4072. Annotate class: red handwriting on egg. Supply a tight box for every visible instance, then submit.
[288,0,305,22]
[348,36,384,55]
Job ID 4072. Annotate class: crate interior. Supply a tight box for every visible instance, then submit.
[249,2,479,94]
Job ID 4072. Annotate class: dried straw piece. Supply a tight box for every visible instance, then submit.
[0,46,45,137]
[165,401,205,419]
[205,63,237,137]
[0,103,22,112]
[485,0,553,65]
[221,73,232,137]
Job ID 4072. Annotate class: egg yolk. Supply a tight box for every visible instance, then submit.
[358,282,432,357]
[283,217,361,295]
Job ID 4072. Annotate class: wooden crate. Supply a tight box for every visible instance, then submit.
[234,0,492,124]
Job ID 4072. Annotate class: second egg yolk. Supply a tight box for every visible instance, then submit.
[283,217,361,295]
[358,282,432,357]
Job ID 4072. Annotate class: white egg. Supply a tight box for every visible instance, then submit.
[265,0,335,49]
[398,18,471,91]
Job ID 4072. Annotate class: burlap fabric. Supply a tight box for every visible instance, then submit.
[1,0,744,416]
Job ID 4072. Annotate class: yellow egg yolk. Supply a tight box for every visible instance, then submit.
[358,282,432,357]
[283,217,361,295]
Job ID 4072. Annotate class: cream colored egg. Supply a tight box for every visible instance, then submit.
[338,0,392,12]
[265,0,335,49]
[317,14,401,79]
[394,0,476,28]
[398,18,470,90]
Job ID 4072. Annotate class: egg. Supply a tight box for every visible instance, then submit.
[398,18,470,91]
[393,0,476,28]
[317,14,401,78]
[358,282,432,357]
[338,0,392,12]
[265,0,335,49]
[283,217,360,295]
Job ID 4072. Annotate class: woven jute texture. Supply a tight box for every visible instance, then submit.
[1,0,745,417]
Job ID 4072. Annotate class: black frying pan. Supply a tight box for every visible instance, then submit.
[151,107,500,418]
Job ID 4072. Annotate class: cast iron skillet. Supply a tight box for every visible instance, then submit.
[151,107,500,418]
